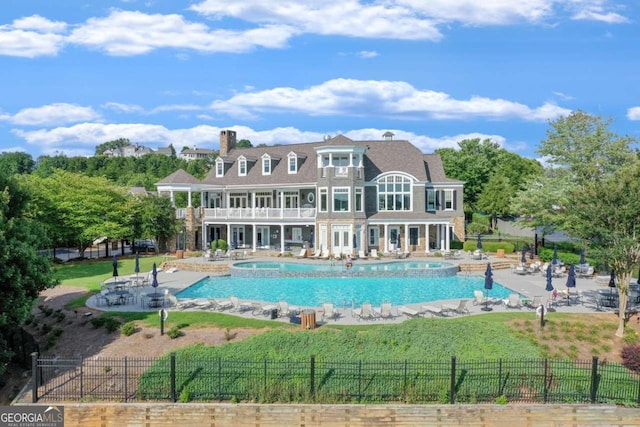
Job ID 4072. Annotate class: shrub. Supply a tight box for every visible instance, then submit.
[120,321,137,336]
[90,316,107,329]
[621,344,640,373]
[179,388,191,403]
[211,239,228,251]
[167,327,183,339]
[103,317,121,333]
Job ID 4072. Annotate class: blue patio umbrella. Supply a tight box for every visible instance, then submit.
[552,246,558,265]
[545,265,554,292]
[151,262,159,291]
[112,254,119,278]
[579,250,586,265]
[521,246,527,264]
[476,235,483,250]
[566,263,576,306]
[482,263,493,311]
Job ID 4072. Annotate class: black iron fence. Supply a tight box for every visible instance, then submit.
[31,353,640,405]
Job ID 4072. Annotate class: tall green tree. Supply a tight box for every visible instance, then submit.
[0,152,35,175]
[476,175,514,230]
[517,111,639,337]
[0,172,56,375]
[138,194,179,253]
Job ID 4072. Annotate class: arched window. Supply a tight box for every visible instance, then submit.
[377,175,412,211]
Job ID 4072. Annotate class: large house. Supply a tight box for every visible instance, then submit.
[156,130,465,256]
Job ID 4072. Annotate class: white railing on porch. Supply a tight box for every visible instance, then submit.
[201,207,316,220]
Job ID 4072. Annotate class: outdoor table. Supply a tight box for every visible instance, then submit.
[105,290,133,306]
[142,292,165,308]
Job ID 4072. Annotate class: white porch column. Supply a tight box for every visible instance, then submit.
[384,224,389,253]
[252,225,257,253]
[280,224,285,254]
[404,224,409,253]
[169,190,175,207]
[280,191,285,219]
[227,224,231,247]
[425,225,430,253]
[187,190,192,207]
[445,223,450,251]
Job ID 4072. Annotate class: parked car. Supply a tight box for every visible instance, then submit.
[134,239,156,252]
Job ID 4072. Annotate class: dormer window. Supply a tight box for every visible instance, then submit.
[238,157,247,176]
[288,153,297,174]
[215,158,224,177]
[262,154,271,175]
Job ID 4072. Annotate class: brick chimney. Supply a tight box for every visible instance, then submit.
[219,130,237,156]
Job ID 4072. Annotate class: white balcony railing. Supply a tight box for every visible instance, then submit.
[201,207,316,220]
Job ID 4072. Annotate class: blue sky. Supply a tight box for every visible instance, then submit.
[1,0,638,160]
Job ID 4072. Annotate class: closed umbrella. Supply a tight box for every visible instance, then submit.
[521,246,527,265]
[530,244,535,260]
[476,235,483,250]
[134,252,140,274]
[546,265,555,311]
[112,254,119,279]
[482,263,493,312]
[566,263,576,306]
[309,231,314,248]
[579,250,586,265]
[353,233,357,250]
[151,262,159,295]
[609,270,616,295]
[552,246,558,266]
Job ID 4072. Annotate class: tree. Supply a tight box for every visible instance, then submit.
[236,139,253,148]
[95,138,131,155]
[0,152,35,175]
[476,175,514,230]
[517,111,639,337]
[138,194,179,252]
[0,171,56,375]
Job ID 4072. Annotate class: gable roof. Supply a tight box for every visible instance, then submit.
[156,169,200,185]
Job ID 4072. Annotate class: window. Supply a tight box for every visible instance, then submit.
[426,189,437,211]
[288,154,297,174]
[377,175,412,211]
[216,159,224,177]
[368,227,380,246]
[229,192,248,208]
[255,192,271,208]
[332,187,350,212]
[262,156,271,175]
[283,191,299,209]
[355,187,363,212]
[238,158,247,176]
[319,188,328,212]
[409,227,419,245]
[444,189,454,210]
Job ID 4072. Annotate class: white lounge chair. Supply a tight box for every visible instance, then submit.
[321,302,340,321]
[230,296,253,312]
[505,293,522,309]
[308,249,322,259]
[176,299,197,310]
[421,304,446,317]
[398,306,422,318]
[295,248,307,259]
[473,290,499,306]
[524,295,543,309]
[209,298,233,311]
[442,299,470,315]
[353,302,378,320]
[251,302,278,317]
[278,301,300,317]
[379,301,395,319]
[370,249,380,259]
[358,250,368,260]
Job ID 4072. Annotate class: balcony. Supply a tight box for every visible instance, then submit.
[201,207,316,221]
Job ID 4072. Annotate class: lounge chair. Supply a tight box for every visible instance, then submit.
[379,301,395,319]
[472,290,498,306]
[176,299,197,310]
[370,249,380,259]
[192,298,214,310]
[321,302,339,321]
[442,299,470,315]
[209,298,233,311]
[295,248,307,259]
[505,293,522,309]
[251,301,278,317]
[421,304,446,317]
[308,249,322,259]
[398,306,422,318]
[358,250,368,260]
[230,296,253,312]
[278,300,300,317]
[524,295,543,309]
[353,302,378,320]
[319,249,331,260]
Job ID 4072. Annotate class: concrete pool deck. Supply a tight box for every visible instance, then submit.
[86,252,631,325]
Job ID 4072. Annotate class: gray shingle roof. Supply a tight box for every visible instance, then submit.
[156,169,201,185]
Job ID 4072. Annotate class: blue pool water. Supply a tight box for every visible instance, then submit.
[176,275,513,307]
[233,261,452,272]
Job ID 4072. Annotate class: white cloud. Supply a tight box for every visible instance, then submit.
[568,0,629,23]
[0,15,67,57]
[358,50,379,58]
[209,78,571,122]
[5,103,100,126]
[627,107,640,121]
[67,9,296,56]
[102,102,145,114]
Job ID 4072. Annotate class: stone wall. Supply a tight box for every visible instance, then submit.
[36,403,640,427]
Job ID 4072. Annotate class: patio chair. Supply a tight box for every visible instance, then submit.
[398,306,422,318]
[192,299,214,310]
[472,290,499,306]
[358,250,368,260]
[379,301,396,319]
[523,295,543,310]
[295,248,307,259]
[176,299,197,310]
[505,293,522,309]
[421,304,446,317]
[251,301,279,317]
[319,249,331,260]
[370,249,380,259]
[353,302,379,320]
[308,249,322,259]
[442,299,470,315]
[278,300,300,317]
[321,302,340,321]
[230,296,253,312]
[209,298,233,311]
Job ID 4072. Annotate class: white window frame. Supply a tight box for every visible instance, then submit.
[262,155,271,175]
[332,187,350,212]
[355,187,363,212]
[238,157,247,176]
[444,189,454,210]
[288,153,297,174]
[319,188,328,212]
[215,159,224,177]
[377,175,412,211]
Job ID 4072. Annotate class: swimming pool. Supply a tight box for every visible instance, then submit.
[176,275,514,308]
[230,260,459,278]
